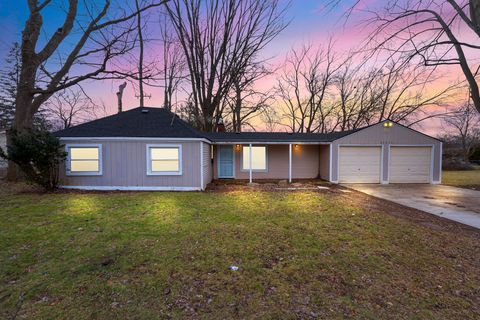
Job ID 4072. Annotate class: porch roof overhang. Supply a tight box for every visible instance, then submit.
[204,131,357,144]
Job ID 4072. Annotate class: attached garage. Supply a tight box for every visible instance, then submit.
[330,121,442,184]
[338,146,381,183]
[389,146,432,183]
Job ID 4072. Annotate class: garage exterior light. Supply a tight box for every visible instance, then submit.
[383,122,393,128]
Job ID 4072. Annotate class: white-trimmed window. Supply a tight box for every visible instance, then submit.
[147,144,182,175]
[66,144,102,176]
[241,146,267,171]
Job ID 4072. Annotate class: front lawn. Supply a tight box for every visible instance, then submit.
[443,168,480,190]
[1,184,479,319]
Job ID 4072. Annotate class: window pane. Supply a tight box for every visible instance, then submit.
[71,160,99,172]
[70,147,99,160]
[242,147,250,169]
[252,147,266,170]
[151,160,179,172]
[242,146,266,170]
[151,148,179,160]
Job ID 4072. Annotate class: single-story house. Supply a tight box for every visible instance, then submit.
[55,107,442,191]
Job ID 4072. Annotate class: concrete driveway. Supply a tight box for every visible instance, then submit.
[343,184,480,229]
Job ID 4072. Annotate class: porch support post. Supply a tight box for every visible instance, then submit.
[249,143,252,183]
[288,143,292,183]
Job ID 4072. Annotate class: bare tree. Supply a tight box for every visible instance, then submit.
[276,43,340,133]
[276,42,457,133]
[332,61,384,131]
[163,0,289,131]
[8,0,167,180]
[223,63,274,132]
[260,106,281,132]
[135,0,146,107]
[442,102,480,162]
[331,53,459,131]
[159,14,185,111]
[361,0,480,113]
[44,88,103,130]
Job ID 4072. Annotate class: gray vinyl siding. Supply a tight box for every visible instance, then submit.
[213,144,321,180]
[330,123,441,183]
[202,142,213,189]
[59,139,202,188]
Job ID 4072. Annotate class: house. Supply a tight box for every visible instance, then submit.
[55,107,442,190]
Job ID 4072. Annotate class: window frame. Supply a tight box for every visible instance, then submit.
[146,144,183,176]
[240,145,268,172]
[65,144,103,176]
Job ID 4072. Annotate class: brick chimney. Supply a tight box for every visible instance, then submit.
[217,117,226,132]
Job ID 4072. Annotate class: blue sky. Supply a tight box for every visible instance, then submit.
[0,0,360,63]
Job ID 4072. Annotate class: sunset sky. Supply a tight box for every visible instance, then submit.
[0,0,475,135]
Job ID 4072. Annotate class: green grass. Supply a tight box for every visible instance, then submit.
[0,186,479,319]
[443,167,480,188]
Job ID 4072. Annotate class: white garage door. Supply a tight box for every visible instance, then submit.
[339,146,381,183]
[389,147,431,183]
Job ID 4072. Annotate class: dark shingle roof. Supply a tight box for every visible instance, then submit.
[205,130,357,143]
[55,107,204,138]
[55,106,358,142]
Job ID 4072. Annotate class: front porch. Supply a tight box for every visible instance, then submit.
[212,143,331,183]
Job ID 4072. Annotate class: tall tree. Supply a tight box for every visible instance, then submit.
[276,44,457,133]
[276,43,340,133]
[163,0,288,131]
[136,0,146,107]
[0,42,50,131]
[9,0,167,179]
[441,102,480,162]
[225,63,273,132]
[0,43,20,131]
[159,14,185,111]
[353,0,480,113]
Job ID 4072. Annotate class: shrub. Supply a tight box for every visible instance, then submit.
[0,130,67,190]
[442,157,475,171]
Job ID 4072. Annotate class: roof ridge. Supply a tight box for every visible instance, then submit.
[54,107,139,135]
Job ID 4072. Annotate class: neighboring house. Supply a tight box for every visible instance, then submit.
[55,107,442,191]
[0,130,7,169]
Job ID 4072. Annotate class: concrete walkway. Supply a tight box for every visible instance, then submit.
[343,184,480,229]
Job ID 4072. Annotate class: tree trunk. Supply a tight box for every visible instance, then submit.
[117,82,126,113]
[470,0,480,34]
[5,129,18,181]
[7,87,35,181]
[234,82,242,132]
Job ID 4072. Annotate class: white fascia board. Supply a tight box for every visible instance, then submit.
[59,137,212,143]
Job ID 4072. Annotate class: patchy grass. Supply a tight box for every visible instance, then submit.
[443,168,480,190]
[0,185,479,319]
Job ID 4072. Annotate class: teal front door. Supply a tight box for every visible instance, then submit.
[218,145,234,178]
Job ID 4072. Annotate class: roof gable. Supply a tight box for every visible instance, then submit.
[334,120,440,144]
